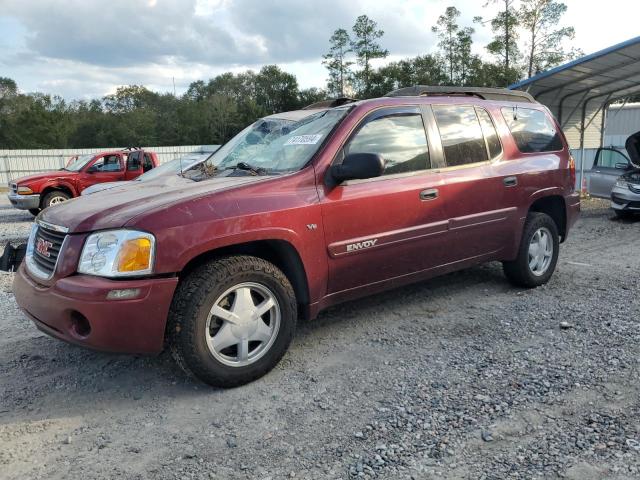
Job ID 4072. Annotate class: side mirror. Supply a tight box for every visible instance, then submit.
[615,162,629,170]
[86,165,98,173]
[330,153,385,184]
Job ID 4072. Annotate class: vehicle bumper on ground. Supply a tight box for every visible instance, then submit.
[12,263,178,354]
[611,187,640,211]
[7,192,40,210]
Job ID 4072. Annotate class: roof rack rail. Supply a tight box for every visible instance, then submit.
[303,97,358,110]
[385,86,535,103]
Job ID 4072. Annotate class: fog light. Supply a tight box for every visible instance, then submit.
[106,288,141,300]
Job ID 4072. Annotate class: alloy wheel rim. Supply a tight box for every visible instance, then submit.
[49,196,67,205]
[205,282,281,367]
[528,227,553,276]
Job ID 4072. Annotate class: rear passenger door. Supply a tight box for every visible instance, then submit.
[431,104,514,260]
[320,106,449,294]
[589,148,632,198]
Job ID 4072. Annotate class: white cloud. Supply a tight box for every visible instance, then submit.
[0,0,638,99]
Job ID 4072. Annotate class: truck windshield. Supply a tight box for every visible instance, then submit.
[189,108,349,178]
[65,154,95,172]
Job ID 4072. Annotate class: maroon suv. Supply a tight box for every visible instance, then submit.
[13,87,580,387]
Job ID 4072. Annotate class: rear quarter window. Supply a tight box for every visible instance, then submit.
[501,107,563,153]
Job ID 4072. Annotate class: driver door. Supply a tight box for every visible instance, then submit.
[319,106,450,294]
[589,148,633,198]
[78,154,125,192]
[124,151,144,180]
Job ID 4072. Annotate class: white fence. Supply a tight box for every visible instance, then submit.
[0,145,219,185]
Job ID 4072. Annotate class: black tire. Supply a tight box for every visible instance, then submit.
[613,209,634,220]
[503,212,560,288]
[167,255,297,388]
[28,208,40,216]
[42,190,71,209]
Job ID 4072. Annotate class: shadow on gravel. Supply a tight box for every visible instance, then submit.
[0,216,34,224]
[1,262,509,425]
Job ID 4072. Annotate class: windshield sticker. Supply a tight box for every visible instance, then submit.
[284,134,323,145]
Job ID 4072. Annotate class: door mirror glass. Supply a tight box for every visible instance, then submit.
[331,153,385,183]
[86,165,98,173]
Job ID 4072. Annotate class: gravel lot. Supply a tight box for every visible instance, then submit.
[1,196,639,480]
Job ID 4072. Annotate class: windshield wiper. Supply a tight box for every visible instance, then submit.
[223,162,268,176]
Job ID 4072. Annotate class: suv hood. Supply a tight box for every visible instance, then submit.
[39,174,270,233]
[12,170,77,185]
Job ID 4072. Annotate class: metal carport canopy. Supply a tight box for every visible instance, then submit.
[508,36,640,187]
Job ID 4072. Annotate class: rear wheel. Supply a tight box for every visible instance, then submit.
[42,190,70,209]
[503,212,559,288]
[167,255,297,388]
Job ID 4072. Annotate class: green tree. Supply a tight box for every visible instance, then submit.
[478,0,522,85]
[322,28,353,97]
[351,15,389,97]
[520,0,577,77]
[432,7,461,84]
[254,65,300,114]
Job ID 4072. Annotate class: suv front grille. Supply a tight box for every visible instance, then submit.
[32,225,67,276]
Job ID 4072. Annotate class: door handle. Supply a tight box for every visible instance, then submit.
[503,176,518,187]
[420,188,438,201]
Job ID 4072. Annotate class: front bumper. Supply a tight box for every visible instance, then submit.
[611,186,640,211]
[7,192,40,210]
[13,263,178,354]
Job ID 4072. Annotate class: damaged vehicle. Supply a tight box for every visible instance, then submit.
[610,131,640,218]
[13,87,579,388]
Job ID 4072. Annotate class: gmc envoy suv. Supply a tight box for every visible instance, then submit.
[14,86,580,387]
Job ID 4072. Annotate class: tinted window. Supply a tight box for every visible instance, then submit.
[127,151,141,171]
[143,153,154,172]
[501,107,563,153]
[346,113,430,175]
[476,108,502,159]
[596,149,629,168]
[433,105,488,167]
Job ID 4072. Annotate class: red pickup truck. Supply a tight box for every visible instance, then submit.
[13,88,580,388]
[7,148,159,215]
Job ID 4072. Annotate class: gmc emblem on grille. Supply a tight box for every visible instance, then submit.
[36,238,53,258]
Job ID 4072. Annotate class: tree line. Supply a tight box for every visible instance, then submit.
[1,0,579,150]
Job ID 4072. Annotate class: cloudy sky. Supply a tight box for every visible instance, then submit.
[0,0,638,100]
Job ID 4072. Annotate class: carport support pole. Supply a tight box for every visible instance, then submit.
[579,105,586,193]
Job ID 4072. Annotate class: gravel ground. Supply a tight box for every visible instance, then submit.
[1,197,639,480]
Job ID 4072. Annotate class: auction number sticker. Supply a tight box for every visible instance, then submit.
[285,134,323,145]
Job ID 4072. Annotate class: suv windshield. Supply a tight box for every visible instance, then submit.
[65,154,95,172]
[187,108,349,180]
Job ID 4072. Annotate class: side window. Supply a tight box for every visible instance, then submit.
[476,108,502,159]
[345,113,430,176]
[127,151,141,171]
[501,107,563,153]
[596,149,629,168]
[433,105,488,167]
[92,154,122,172]
[143,153,154,172]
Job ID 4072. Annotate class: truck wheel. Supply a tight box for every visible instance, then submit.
[167,255,297,388]
[28,208,40,216]
[503,212,559,288]
[42,190,70,208]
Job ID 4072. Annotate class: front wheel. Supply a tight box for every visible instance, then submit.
[167,255,297,388]
[42,190,70,209]
[503,212,560,288]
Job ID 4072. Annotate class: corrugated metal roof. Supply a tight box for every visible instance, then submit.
[509,36,640,149]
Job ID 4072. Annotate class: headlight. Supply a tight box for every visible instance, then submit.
[615,179,629,189]
[78,229,155,277]
[17,186,33,195]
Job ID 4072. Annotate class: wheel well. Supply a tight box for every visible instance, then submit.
[41,185,73,204]
[180,240,310,317]
[529,196,566,240]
